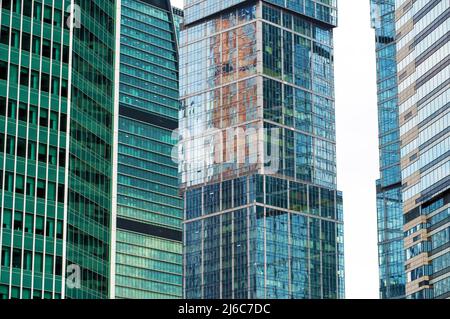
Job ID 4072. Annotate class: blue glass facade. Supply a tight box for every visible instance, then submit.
[115,0,183,299]
[395,0,449,299]
[370,0,405,299]
[180,0,344,299]
[0,0,71,299]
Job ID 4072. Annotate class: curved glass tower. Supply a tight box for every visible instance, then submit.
[114,0,183,299]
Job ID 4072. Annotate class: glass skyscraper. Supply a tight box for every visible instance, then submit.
[114,0,183,299]
[395,0,449,299]
[0,0,117,299]
[180,0,344,299]
[370,0,405,299]
[0,0,187,300]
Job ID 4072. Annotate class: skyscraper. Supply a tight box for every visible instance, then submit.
[113,0,183,299]
[0,0,117,299]
[395,0,449,299]
[0,0,187,300]
[370,0,405,299]
[180,0,344,299]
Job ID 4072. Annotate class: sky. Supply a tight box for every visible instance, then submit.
[171,0,380,299]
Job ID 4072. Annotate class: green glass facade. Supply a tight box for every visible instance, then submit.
[0,0,117,299]
[0,0,69,299]
[180,0,344,299]
[66,0,117,299]
[114,0,183,299]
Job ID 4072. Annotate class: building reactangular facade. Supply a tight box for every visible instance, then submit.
[395,0,450,299]
[179,0,345,299]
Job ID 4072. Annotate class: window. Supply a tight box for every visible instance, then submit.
[431,228,450,250]
[34,253,43,272]
[15,175,24,194]
[0,61,8,80]
[45,255,53,274]
[42,39,51,58]
[1,248,10,267]
[27,142,36,161]
[30,70,39,89]
[51,76,60,95]
[61,79,68,97]
[13,211,23,230]
[53,9,62,27]
[18,103,28,122]
[32,35,41,54]
[41,73,50,92]
[12,249,21,268]
[7,101,16,118]
[49,147,57,165]
[16,137,26,158]
[47,182,56,200]
[50,111,58,129]
[0,26,9,45]
[22,32,31,52]
[39,109,48,127]
[57,184,64,203]
[1,0,12,11]
[0,97,5,116]
[222,180,232,210]
[310,186,320,215]
[204,184,220,215]
[290,181,307,212]
[11,0,21,14]
[23,0,32,17]
[29,105,38,125]
[2,209,12,229]
[434,277,450,298]
[56,220,63,239]
[63,45,69,63]
[55,256,62,275]
[33,2,42,20]
[43,6,53,24]
[38,144,47,162]
[36,180,46,199]
[24,250,32,271]
[26,177,35,196]
[33,290,42,299]
[20,67,30,86]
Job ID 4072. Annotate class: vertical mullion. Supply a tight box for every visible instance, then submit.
[31,0,45,298]
[0,0,11,293]
[9,0,26,299]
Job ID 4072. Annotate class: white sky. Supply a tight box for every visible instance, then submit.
[170,0,380,299]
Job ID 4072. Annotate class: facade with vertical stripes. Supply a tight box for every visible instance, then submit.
[0,0,118,299]
[180,0,345,299]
